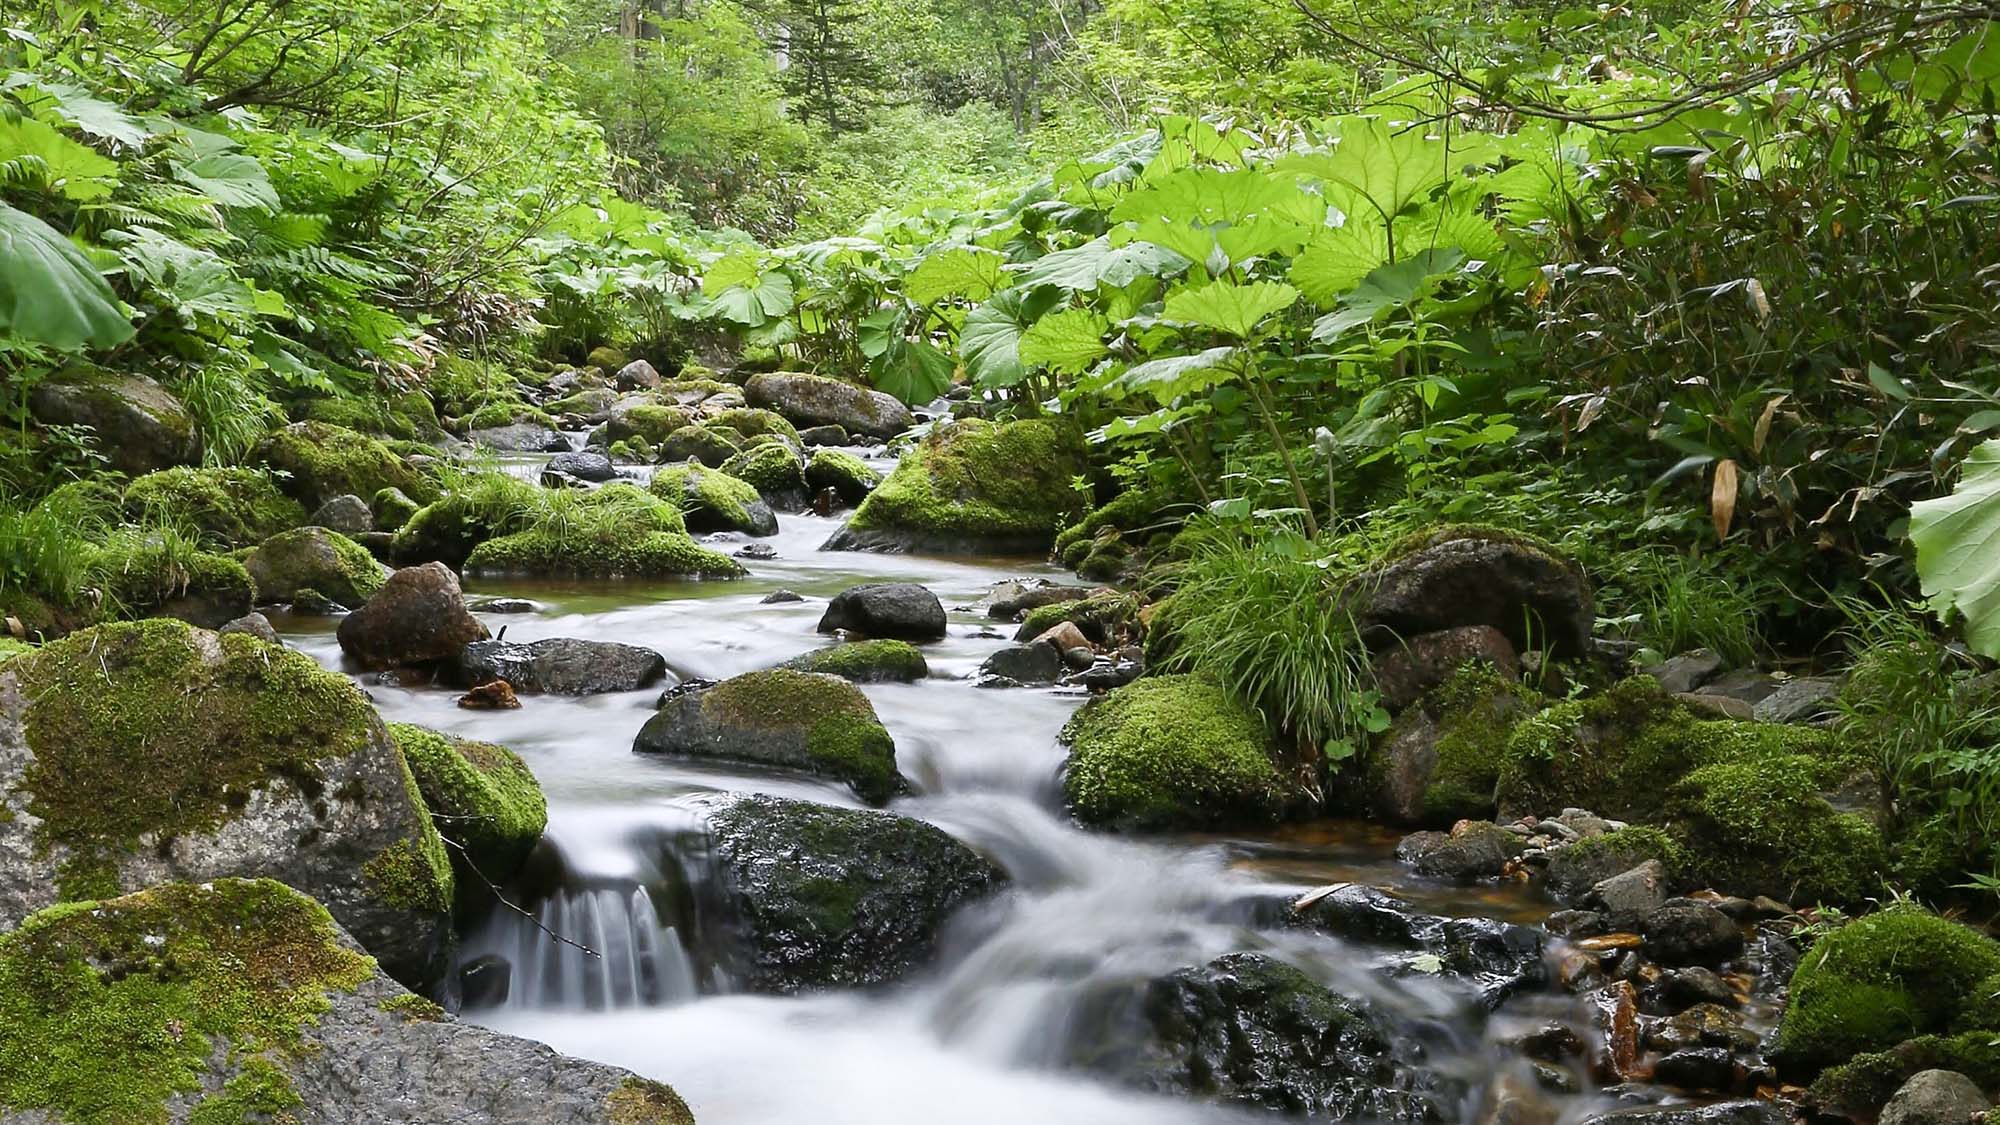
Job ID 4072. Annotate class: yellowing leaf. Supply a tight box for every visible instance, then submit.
[1711,458,1739,540]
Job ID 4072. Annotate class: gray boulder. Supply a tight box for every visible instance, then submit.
[745,371,912,439]
[545,450,618,483]
[336,562,490,670]
[1882,1070,1992,1125]
[0,622,454,988]
[310,494,374,534]
[986,578,1093,621]
[451,637,666,695]
[469,423,570,452]
[692,793,1005,992]
[635,671,905,804]
[218,611,280,644]
[1587,860,1669,931]
[818,582,946,642]
[1753,677,1841,723]
[29,371,199,475]
[1579,1101,1790,1124]
[1351,529,1594,657]
[1396,821,1522,881]
[615,359,662,390]
[979,642,1064,685]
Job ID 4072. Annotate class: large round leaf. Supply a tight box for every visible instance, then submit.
[0,203,134,351]
[1911,439,2000,657]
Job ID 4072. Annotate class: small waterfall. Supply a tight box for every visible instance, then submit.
[488,885,700,1010]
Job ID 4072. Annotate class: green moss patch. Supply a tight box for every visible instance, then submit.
[649,462,769,534]
[1018,591,1138,645]
[122,468,304,548]
[606,1076,697,1124]
[0,879,373,1125]
[1411,664,1539,824]
[845,417,1088,548]
[464,484,744,579]
[804,449,879,503]
[1060,674,1292,831]
[1778,904,2000,1076]
[254,421,439,508]
[660,424,743,467]
[704,670,901,803]
[608,403,695,445]
[1666,754,1886,905]
[389,723,547,890]
[707,407,799,445]
[719,442,806,500]
[781,639,928,683]
[88,534,253,625]
[1054,488,1164,557]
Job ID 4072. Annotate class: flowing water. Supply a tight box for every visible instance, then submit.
[281,449,1639,1125]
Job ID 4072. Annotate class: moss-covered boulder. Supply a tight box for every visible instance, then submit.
[706,407,799,447]
[634,670,905,804]
[824,417,1089,554]
[91,536,254,629]
[1777,905,2000,1076]
[1545,826,1688,901]
[718,442,808,507]
[244,526,389,608]
[0,621,453,987]
[374,486,421,532]
[779,639,928,683]
[1367,663,1537,826]
[605,400,695,446]
[744,371,913,439]
[28,370,199,475]
[693,793,1005,993]
[648,463,777,537]
[1053,489,1163,560]
[1665,754,1886,905]
[1060,674,1293,831]
[122,467,305,548]
[302,392,439,441]
[0,879,692,1125]
[658,424,742,467]
[464,484,743,580]
[254,421,440,509]
[1811,1034,2000,1121]
[389,724,547,899]
[803,448,879,506]
[390,474,539,568]
[0,638,31,663]
[1015,591,1137,645]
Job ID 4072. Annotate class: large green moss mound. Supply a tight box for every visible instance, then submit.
[389,473,539,567]
[780,639,928,683]
[1060,674,1292,831]
[464,484,744,579]
[718,442,806,502]
[1777,905,2000,1076]
[648,462,775,536]
[0,879,374,1125]
[389,724,547,895]
[254,421,440,508]
[702,670,901,802]
[244,526,387,607]
[1666,754,1886,905]
[88,533,254,628]
[833,417,1088,553]
[121,467,305,548]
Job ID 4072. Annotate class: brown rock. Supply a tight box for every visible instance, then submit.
[336,563,489,670]
[1373,625,1521,710]
[458,679,520,710]
[1586,980,1644,1082]
[1351,530,1594,657]
[1034,620,1092,654]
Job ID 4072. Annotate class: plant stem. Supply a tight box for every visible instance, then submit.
[1243,356,1319,538]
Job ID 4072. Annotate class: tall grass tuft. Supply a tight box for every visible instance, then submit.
[174,365,284,467]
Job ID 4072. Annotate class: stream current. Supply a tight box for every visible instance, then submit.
[280,445,1640,1125]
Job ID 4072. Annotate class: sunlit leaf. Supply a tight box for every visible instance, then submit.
[961,287,1061,388]
[1163,279,1299,339]
[1291,222,1391,304]
[0,114,117,199]
[173,152,278,210]
[1911,440,2000,657]
[1109,346,1241,403]
[1018,308,1110,375]
[906,246,1008,305]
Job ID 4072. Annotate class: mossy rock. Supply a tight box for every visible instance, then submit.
[706,407,799,447]
[718,443,807,506]
[464,484,744,580]
[547,387,620,420]
[0,620,453,987]
[254,421,440,509]
[1053,489,1165,558]
[586,345,629,371]
[461,401,556,431]
[244,526,389,608]
[1076,536,1134,582]
[90,535,254,629]
[1493,676,1845,824]
[826,417,1089,554]
[302,394,432,440]
[606,401,695,446]
[779,639,928,683]
[803,449,879,506]
[1016,591,1138,645]
[1366,663,1538,826]
[0,878,693,1125]
[373,487,420,532]
[634,670,906,804]
[1810,1032,2000,1121]
[648,463,777,537]
[0,637,32,662]
[1777,904,2000,1076]
[122,467,305,548]
[1544,826,1689,900]
[390,474,540,568]
[388,724,547,902]
[27,370,199,476]
[658,424,743,467]
[1060,674,1293,832]
[1665,754,1886,905]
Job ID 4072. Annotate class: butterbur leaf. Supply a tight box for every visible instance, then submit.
[1279,117,1450,225]
[906,246,1007,305]
[1911,440,2000,657]
[5,76,153,147]
[173,152,278,210]
[704,269,795,328]
[1164,279,1299,339]
[1109,346,1241,403]
[1018,308,1110,375]
[1015,237,1188,292]
[1291,223,1391,304]
[0,115,117,200]
[0,202,134,349]
[871,337,954,405]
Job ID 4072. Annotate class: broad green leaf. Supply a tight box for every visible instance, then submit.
[961,287,1060,389]
[1291,222,1391,304]
[1911,440,2000,657]
[0,114,117,200]
[173,152,278,210]
[4,75,152,147]
[1109,346,1241,403]
[906,246,1007,305]
[1091,403,1209,443]
[871,337,954,405]
[1311,248,1467,339]
[0,202,133,349]
[1163,279,1299,339]
[702,251,764,295]
[1120,216,1219,265]
[1113,167,1301,225]
[1019,308,1110,375]
[112,227,257,324]
[1015,237,1189,292]
[1399,204,1504,260]
[1280,117,1450,225]
[705,269,795,327]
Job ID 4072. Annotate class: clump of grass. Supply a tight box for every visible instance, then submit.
[1600,549,1768,665]
[0,485,120,610]
[173,365,284,467]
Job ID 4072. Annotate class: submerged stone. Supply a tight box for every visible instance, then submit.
[451,637,667,695]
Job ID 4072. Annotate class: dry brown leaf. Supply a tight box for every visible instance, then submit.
[1753,393,1789,455]
[1712,458,1740,540]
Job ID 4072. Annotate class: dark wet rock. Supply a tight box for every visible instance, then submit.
[1578,1100,1790,1124]
[1653,1047,1742,1093]
[1645,1004,1759,1053]
[470,596,538,614]
[0,623,453,989]
[986,578,1093,620]
[311,493,374,534]
[1548,829,1684,902]
[1373,625,1521,711]
[1585,980,1643,1082]
[761,589,804,604]
[1064,652,1145,691]
[217,611,280,644]
[0,880,690,1125]
[29,370,198,474]
[803,448,880,506]
[980,641,1063,685]
[1517,1023,1588,1063]
[457,952,513,1010]
[545,450,618,483]
[245,526,389,607]
[1062,951,1446,1120]
[817,582,947,642]
[1648,967,1740,1011]
[634,671,906,803]
[469,423,570,452]
[289,588,348,615]
[695,793,1004,993]
[1350,529,1594,657]
[797,423,849,445]
[1753,677,1841,724]
[1881,1069,1992,1125]
[450,637,667,695]
[337,562,490,670]
[745,371,912,439]
[1283,883,1549,1007]
[1648,650,1727,695]
[1588,861,1670,931]
[615,359,662,391]
[779,639,928,683]
[1643,902,1744,967]
[1549,909,1610,938]
[735,542,777,560]
[1397,820,1522,881]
